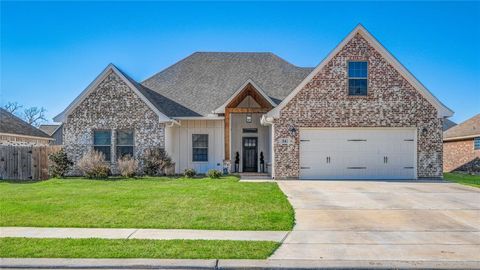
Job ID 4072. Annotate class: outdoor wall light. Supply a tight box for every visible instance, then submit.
[246,113,252,123]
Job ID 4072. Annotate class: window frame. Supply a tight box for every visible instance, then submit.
[93,129,112,162]
[116,129,135,159]
[474,137,480,150]
[347,60,369,96]
[192,134,209,162]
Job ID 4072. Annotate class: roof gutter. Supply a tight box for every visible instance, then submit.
[443,134,480,142]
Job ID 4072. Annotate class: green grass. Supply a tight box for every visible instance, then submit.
[444,172,480,188]
[0,238,279,259]
[0,176,294,230]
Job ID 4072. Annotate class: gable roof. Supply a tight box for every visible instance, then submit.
[444,114,480,141]
[266,24,454,118]
[0,108,51,139]
[53,64,172,123]
[142,52,313,116]
[39,124,62,136]
[443,119,457,132]
[213,79,276,113]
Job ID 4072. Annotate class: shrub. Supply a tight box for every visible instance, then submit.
[207,169,222,179]
[77,150,110,179]
[117,155,139,178]
[48,149,73,178]
[184,168,196,178]
[142,148,173,176]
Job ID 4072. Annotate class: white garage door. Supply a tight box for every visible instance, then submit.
[299,128,416,180]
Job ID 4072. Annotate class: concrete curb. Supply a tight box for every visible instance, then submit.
[1,258,479,270]
[219,259,480,270]
[0,258,216,269]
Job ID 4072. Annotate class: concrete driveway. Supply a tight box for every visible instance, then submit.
[271,180,480,262]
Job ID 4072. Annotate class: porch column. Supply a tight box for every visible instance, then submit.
[224,108,231,160]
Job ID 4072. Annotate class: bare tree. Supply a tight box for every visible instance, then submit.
[22,107,47,127]
[3,102,23,114]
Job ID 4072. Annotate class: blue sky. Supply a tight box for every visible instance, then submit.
[1,1,479,123]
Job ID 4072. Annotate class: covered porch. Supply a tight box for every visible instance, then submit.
[221,80,275,174]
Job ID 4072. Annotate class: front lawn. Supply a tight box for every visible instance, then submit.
[444,172,480,188]
[0,176,294,230]
[0,238,279,259]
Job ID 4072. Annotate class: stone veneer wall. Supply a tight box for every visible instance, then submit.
[274,33,443,179]
[63,71,165,174]
[443,139,480,172]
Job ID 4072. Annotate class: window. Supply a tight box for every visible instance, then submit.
[475,137,480,150]
[192,134,208,162]
[93,130,111,161]
[116,130,134,158]
[348,61,368,96]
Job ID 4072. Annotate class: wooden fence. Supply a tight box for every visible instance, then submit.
[0,145,62,180]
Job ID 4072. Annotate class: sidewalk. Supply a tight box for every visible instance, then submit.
[0,227,288,242]
[1,258,479,270]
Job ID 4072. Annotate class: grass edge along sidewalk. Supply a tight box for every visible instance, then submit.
[0,237,280,259]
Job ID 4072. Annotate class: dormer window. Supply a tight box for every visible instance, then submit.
[348,61,368,96]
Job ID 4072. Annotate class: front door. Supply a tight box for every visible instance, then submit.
[243,137,258,172]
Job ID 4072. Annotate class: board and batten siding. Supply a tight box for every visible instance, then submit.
[167,120,224,174]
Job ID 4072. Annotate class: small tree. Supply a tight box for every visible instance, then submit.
[142,148,173,176]
[77,150,110,179]
[48,149,73,178]
[23,107,47,127]
[3,102,22,115]
[117,155,139,178]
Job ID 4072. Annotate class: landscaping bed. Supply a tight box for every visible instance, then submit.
[0,238,279,259]
[0,176,294,230]
[444,172,480,188]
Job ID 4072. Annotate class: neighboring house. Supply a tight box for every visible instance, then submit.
[443,119,457,131]
[39,124,63,145]
[54,25,453,179]
[0,108,52,146]
[443,114,480,172]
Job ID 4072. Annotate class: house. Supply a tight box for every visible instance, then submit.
[443,114,480,172]
[39,124,63,145]
[54,25,453,179]
[0,108,52,146]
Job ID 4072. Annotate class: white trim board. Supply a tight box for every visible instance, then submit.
[53,64,172,123]
[213,79,277,114]
[266,24,453,118]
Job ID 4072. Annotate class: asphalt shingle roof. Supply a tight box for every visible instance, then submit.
[443,114,480,140]
[140,52,314,117]
[0,108,51,138]
[38,124,61,136]
[442,119,457,132]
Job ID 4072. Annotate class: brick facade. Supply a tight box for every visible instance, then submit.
[274,33,443,179]
[443,139,480,172]
[63,71,165,174]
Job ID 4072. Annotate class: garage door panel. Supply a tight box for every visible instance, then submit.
[299,128,416,180]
